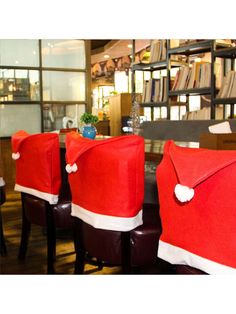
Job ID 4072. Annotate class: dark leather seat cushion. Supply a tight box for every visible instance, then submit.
[23,194,74,229]
[83,223,122,265]
[81,203,161,267]
[130,204,161,266]
[176,265,207,275]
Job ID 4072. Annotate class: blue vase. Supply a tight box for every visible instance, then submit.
[82,124,97,139]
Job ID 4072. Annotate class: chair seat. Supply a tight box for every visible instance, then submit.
[23,194,73,229]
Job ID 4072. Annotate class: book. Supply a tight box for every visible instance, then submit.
[229,74,236,97]
[218,71,235,98]
[149,40,167,63]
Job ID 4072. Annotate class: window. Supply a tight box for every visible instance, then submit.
[0,39,88,136]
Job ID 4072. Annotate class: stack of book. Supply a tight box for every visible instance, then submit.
[172,62,211,91]
[217,71,236,98]
[182,107,211,120]
[149,40,167,63]
[142,77,167,103]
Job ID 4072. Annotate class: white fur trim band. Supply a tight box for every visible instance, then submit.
[174,184,194,203]
[14,184,59,205]
[65,163,78,173]
[158,240,236,274]
[12,152,20,160]
[71,203,143,232]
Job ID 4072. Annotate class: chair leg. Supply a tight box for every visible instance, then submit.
[121,231,132,274]
[45,202,56,274]
[18,193,31,260]
[73,219,86,274]
[0,208,7,256]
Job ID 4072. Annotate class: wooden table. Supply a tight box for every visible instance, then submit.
[59,133,199,163]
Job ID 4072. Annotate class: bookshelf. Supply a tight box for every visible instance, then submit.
[213,46,236,118]
[131,39,236,120]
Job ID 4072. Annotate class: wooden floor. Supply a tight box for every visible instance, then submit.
[0,191,122,275]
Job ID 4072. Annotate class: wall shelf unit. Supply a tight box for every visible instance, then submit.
[131,39,236,121]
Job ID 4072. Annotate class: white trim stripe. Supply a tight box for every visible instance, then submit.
[158,240,236,274]
[0,177,5,187]
[71,203,143,232]
[14,184,58,205]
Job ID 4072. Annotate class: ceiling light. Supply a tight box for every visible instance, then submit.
[104,54,110,59]
[127,44,132,48]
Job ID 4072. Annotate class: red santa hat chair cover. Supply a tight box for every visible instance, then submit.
[156,140,236,274]
[65,132,144,232]
[11,131,68,273]
[11,130,61,204]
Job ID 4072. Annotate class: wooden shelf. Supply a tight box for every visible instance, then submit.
[169,87,211,96]
[213,97,236,105]
[132,61,167,71]
[168,40,213,56]
[140,101,167,107]
[132,60,188,71]
[214,47,236,59]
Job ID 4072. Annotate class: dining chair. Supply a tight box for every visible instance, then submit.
[156,140,236,274]
[0,177,7,256]
[11,130,73,274]
[66,132,163,274]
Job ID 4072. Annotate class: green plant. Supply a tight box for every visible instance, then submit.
[80,112,98,125]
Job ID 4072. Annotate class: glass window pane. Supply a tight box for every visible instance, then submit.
[43,71,85,101]
[41,40,85,69]
[0,39,39,67]
[0,69,40,101]
[43,103,85,132]
[0,104,41,137]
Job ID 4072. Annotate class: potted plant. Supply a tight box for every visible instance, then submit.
[80,112,98,139]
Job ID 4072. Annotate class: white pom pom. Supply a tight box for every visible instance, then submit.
[65,163,78,173]
[12,152,20,160]
[174,184,194,203]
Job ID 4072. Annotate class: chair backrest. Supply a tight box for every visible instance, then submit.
[11,130,61,204]
[65,132,144,231]
[156,140,236,274]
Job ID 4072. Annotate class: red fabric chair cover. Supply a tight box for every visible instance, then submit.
[65,132,144,231]
[156,140,236,274]
[11,130,61,204]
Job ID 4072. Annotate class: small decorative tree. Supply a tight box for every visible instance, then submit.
[80,112,98,125]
